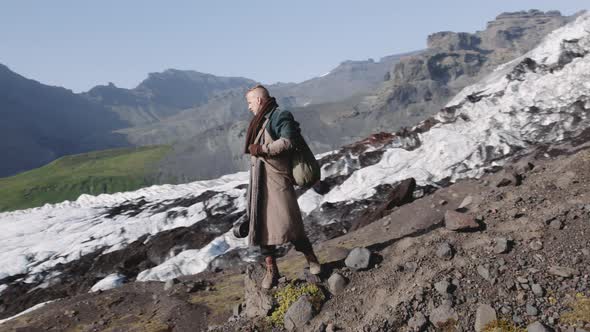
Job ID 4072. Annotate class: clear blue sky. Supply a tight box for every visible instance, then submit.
[1,1,587,93]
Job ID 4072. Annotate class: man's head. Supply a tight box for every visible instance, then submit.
[245,84,270,115]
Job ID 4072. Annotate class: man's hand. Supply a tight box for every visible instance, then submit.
[248,144,265,156]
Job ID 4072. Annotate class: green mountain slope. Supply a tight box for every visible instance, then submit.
[0,145,172,212]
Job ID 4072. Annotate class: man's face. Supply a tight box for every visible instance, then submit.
[246,93,262,115]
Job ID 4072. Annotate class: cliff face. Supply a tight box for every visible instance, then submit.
[351,10,574,134]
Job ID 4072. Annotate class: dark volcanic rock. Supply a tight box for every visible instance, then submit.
[349,177,416,231]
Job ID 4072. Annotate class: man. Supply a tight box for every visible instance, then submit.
[244,84,321,289]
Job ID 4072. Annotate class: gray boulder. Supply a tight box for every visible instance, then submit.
[493,237,510,254]
[475,303,497,332]
[436,242,454,260]
[407,311,427,331]
[244,265,273,318]
[430,302,458,327]
[548,266,578,278]
[527,321,553,332]
[284,296,314,331]
[328,273,348,295]
[345,247,372,270]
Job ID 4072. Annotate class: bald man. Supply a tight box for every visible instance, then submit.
[243,84,321,289]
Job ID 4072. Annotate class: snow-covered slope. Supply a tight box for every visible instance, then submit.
[0,172,248,282]
[1,13,590,293]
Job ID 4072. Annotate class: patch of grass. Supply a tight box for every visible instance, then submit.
[482,319,526,332]
[189,274,244,323]
[277,256,306,280]
[561,293,590,326]
[267,282,325,327]
[0,145,172,212]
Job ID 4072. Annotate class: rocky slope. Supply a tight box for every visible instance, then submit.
[217,135,590,332]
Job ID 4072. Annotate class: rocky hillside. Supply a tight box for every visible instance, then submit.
[0,11,590,331]
[326,9,575,137]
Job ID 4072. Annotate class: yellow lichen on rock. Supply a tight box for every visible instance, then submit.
[268,282,325,327]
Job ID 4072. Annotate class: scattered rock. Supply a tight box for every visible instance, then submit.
[548,266,577,278]
[496,171,522,187]
[493,237,510,254]
[477,265,492,281]
[444,210,480,231]
[301,268,322,284]
[532,284,544,297]
[344,247,372,271]
[164,278,179,291]
[527,321,553,332]
[458,195,474,209]
[549,219,563,230]
[407,311,427,331]
[383,220,390,227]
[325,323,336,332]
[516,162,535,175]
[284,296,314,331]
[328,273,348,295]
[529,240,543,251]
[434,280,452,295]
[64,310,77,318]
[439,200,448,206]
[436,242,454,260]
[526,304,539,316]
[430,302,459,327]
[475,304,497,332]
[404,262,418,273]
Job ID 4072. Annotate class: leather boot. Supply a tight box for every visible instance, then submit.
[261,255,279,289]
[304,251,322,275]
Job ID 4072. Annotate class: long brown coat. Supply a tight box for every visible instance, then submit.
[246,117,307,246]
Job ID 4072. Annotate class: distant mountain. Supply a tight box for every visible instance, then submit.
[117,53,415,180]
[0,64,129,177]
[1,9,575,183]
[84,70,256,126]
[153,10,576,181]
[270,52,419,106]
